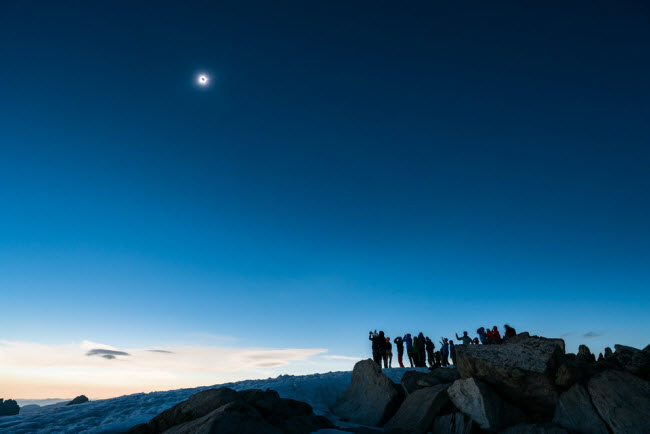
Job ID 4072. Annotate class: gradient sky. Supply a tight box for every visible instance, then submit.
[1,1,649,399]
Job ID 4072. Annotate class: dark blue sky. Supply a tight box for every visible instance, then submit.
[1,0,649,378]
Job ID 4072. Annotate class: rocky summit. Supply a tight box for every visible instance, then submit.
[128,334,650,434]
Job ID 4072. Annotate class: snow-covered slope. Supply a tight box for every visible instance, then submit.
[0,367,429,434]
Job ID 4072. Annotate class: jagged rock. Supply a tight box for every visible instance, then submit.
[401,371,441,394]
[554,359,597,389]
[430,366,461,384]
[447,377,524,431]
[587,369,650,433]
[66,395,89,406]
[128,386,331,434]
[333,359,403,426]
[500,423,568,433]
[432,412,477,434]
[576,345,595,363]
[384,384,449,434]
[456,336,564,417]
[164,400,281,434]
[604,347,613,358]
[552,384,608,433]
[614,344,650,380]
[128,387,240,433]
[0,399,20,416]
[597,353,603,362]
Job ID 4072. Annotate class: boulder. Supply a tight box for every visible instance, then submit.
[432,412,477,434]
[384,384,449,434]
[587,369,650,433]
[456,336,564,417]
[129,387,240,433]
[500,423,568,433]
[552,384,608,434]
[401,371,441,394]
[164,400,281,434]
[576,345,595,363]
[447,377,524,431]
[0,399,20,417]
[604,347,613,358]
[66,395,89,406]
[614,344,650,380]
[332,359,403,426]
[554,359,597,389]
[430,366,461,384]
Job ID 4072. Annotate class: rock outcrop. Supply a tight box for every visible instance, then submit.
[614,344,650,380]
[66,395,89,406]
[128,387,332,434]
[552,384,608,434]
[432,412,477,434]
[456,335,564,417]
[332,359,403,426]
[401,370,441,395]
[0,399,20,417]
[587,369,650,434]
[384,384,449,433]
[447,377,524,431]
[500,423,568,433]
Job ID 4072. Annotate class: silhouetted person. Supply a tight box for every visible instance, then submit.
[504,324,517,339]
[425,337,435,368]
[490,326,502,344]
[417,332,426,367]
[473,337,479,345]
[477,327,489,345]
[435,350,442,367]
[385,337,392,368]
[404,333,414,367]
[455,331,472,345]
[440,338,449,366]
[449,340,457,365]
[393,336,404,368]
[369,330,385,366]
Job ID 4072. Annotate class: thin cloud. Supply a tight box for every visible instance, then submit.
[560,332,573,338]
[323,355,360,361]
[147,350,175,354]
[583,331,603,339]
[86,349,131,360]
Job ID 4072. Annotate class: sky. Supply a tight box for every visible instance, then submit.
[1,0,649,399]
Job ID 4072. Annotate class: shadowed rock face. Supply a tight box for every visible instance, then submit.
[66,395,89,406]
[447,377,524,431]
[432,412,477,434]
[614,344,650,380]
[456,335,564,418]
[587,369,650,434]
[384,384,449,434]
[332,359,404,427]
[552,384,608,434]
[127,387,332,434]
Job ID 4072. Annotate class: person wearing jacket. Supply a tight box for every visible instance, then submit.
[449,340,457,365]
[393,336,405,368]
[369,330,385,366]
[385,337,392,368]
[477,327,489,345]
[490,326,502,344]
[425,337,435,368]
[417,332,426,367]
[404,333,414,367]
[440,338,449,367]
[455,331,472,345]
[413,336,420,367]
[504,324,517,339]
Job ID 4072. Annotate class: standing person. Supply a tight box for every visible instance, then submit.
[425,337,435,368]
[385,337,393,368]
[404,334,414,367]
[393,336,405,368]
[491,326,502,344]
[435,350,442,368]
[455,331,472,345]
[486,327,494,343]
[413,335,420,367]
[417,332,426,367]
[449,340,457,365]
[369,330,385,366]
[477,327,489,345]
[504,324,517,339]
[440,338,449,366]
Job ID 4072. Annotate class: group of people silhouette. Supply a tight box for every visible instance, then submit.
[368,324,517,369]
